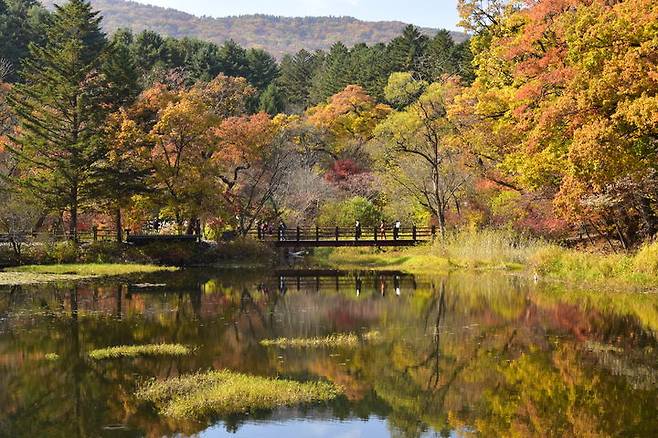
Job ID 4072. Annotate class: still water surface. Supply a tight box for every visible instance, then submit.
[0,269,656,437]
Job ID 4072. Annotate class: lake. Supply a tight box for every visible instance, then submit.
[0,269,656,437]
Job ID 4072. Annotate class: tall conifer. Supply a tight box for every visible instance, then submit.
[7,0,109,239]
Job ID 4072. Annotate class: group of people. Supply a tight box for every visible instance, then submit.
[355,220,403,240]
[257,219,405,241]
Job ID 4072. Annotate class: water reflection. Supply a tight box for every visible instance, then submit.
[0,270,656,437]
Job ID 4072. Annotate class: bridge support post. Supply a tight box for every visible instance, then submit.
[296,226,301,242]
[316,226,319,242]
[413,225,417,242]
[431,225,437,240]
[92,226,98,242]
[374,227,377,243]
[335,227,339,242]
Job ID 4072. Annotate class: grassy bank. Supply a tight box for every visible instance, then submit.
[137,370,341,420]
[0,263,176,285]
[315,230,658,291]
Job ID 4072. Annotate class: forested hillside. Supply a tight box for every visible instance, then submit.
[40,0,466,58]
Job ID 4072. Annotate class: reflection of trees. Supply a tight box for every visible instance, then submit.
[0,272,656,437]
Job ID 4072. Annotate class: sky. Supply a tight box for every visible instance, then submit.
[132,0,462,30]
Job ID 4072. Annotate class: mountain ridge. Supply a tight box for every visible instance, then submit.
[41,0,467,58]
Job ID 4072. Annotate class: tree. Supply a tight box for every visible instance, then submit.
[7,0,110,240]
[246,48,279,91]
[307,85,391,159]
[376,80,468,237]
[258,83,285,115]
[0,0,49,82]
[277,49,323,111]
[387,25,429,75]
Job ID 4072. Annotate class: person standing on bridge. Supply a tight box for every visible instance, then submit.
[278,221,287,241]
[393,220,401,240]
[379,220,387,240]
[355,220,362,241]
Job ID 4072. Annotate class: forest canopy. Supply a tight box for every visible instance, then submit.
[0,0,656,250]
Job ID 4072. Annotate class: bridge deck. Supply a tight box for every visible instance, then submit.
[252,226,436,248]
[273,239,420,248]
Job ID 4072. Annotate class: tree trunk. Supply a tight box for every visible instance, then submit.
[69,185,78,242]
[638,196,657,237]
[186,217,196,235]
[114,208,123,243]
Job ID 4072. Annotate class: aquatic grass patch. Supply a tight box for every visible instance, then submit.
[44,353,59,361]
[260,331,380,348]
[88,344,191,360]
[136,370,341,419]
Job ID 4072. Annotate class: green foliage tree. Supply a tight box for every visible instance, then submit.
[277,49,323,112]
[259,83,285,115]
[7,0,110,240]
[0,0,49,82]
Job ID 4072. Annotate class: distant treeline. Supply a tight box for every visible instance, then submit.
[40,0,467,58]
[0,0,472,113]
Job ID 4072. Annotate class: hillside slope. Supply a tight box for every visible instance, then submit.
[41,0,467,57]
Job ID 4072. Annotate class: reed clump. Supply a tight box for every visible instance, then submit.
[88,344,191,360]
[136,370,341,419]
[260,331,380,348]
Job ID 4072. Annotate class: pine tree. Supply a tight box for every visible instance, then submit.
[258,83,284,115]
[277,49,323,111]
[388,25,429,74]
[309,42,352,104]
[246,48,279,91]
[7,0,110,240]
[0,0,49,82]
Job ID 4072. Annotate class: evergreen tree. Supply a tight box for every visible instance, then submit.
[131,29,166,76]
[0,0,49,82]
[258,83,284,115]
[218,39,250,79]
[277,49,323,111]
[246,48,279,91]
[388,25,429,74]
[7,0,110,239]
[309,41,352,104]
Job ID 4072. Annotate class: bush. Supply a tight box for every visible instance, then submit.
[79,242,126,264]
[211,237,274,261]
[47,241,78,264]
[633,241,658,276]
[139,241,199,266]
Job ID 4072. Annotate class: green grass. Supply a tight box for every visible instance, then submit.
[44,353,59,361]
[136,370,341,419]
[260,331,380,348]
[316,230,658,290]
[88,344,191,360]
[0,263,177,285]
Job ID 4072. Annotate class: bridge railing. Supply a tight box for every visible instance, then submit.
[248,225,437,242]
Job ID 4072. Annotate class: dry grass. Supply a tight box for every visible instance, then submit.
[136,370,341,419]
[88,344,191,360]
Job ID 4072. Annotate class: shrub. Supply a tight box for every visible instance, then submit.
[47,241,78,264]
[633,241,658,276]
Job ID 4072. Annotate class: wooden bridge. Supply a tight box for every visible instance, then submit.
[250,225,436,248]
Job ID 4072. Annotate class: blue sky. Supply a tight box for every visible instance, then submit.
[133,0,462,30]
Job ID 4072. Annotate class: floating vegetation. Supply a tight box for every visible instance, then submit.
[88,344,191,360]
[259,331,380,349]
[136,370,341,419]
[44,353,59,361]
